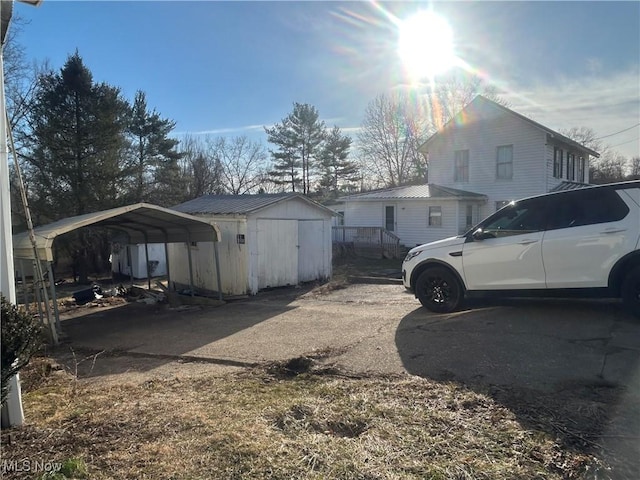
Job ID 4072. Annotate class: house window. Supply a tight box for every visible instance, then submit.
[567,153,575,181]
[454,149,469,182]
[553,147,564,179]
[496,145,513,179]
[465,205,474,229]
[577,157,585,183]
[337,211,345,226]
[428,206,442,227]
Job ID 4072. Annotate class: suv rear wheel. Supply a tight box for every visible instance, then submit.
[415,267,463,313]
[621,266,640,317]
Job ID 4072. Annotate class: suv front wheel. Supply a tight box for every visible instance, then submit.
[415,267,463,313]
[621,266,640,317]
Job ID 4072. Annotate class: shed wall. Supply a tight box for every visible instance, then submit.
[168,197,333,296]
[167,218,249,295]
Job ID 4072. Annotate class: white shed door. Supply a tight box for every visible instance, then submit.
[256,219,298,289]
[298,220,325,282]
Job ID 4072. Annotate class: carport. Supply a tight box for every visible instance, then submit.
[12,203,223,344]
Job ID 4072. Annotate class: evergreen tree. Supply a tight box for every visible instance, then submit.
[126,90,181,202]
[25,52,129,218]
[318,126,357,198]
[24,52,129,282]
[265,103,326,194]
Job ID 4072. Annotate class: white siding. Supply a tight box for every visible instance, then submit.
[111,244,167,279]
[428,106,548,210]
[298,220,330,282]
[343,201,382,227]
[167,197,333,296]
[256,219,298,289]
[345,199,468,247]
[545,141,592,189]
[168,218,250,295]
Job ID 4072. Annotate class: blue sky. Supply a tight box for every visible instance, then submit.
[12,1,640,159]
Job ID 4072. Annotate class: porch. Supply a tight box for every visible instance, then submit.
[332,226,404,259]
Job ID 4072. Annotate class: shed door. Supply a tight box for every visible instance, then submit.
[256,219,298,289]
[298,220,325,282]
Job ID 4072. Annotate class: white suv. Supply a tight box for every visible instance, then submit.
[402,181,640,316]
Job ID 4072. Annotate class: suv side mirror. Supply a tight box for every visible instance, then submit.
[472,228,494,241]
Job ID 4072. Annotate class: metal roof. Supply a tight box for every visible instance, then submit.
[420,95,600,158]
[339,184,487,201]
[173,193,337,216]
[549,181,591,192]
[12,203,221,261]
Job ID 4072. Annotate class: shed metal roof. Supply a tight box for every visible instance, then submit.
[339,184,487,201]
[173,193,337,216]
[12,203,221,261]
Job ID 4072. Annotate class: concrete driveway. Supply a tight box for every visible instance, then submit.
[58,283,640,471]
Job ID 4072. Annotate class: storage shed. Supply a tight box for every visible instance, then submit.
[170,193,334,296]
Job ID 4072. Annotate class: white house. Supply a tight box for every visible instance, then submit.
[339,95,599,248]
[338,184,486,248]
[422,95,600,220]
[169,193,335,296]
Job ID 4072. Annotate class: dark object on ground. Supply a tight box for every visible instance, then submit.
[72,285,103,305]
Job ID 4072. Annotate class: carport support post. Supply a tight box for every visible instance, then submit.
[186,233,194,297]
[144,239,151,290]
[213,239,222,301]
[126,244,133,287]
[46,261,62,336]
[164,242,172,291]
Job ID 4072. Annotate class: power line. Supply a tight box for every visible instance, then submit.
[596,123,640,140]
[609,137,639,149]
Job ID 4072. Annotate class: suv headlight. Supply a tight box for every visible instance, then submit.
[404,251,421,263]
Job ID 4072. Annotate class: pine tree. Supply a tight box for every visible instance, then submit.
[318,126,357,198]
[24,52,130,282]
[126,90,181,202]
[265,103,326,194]
[25,52,129,218]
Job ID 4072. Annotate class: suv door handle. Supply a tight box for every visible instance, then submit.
[601,228,626,234]
[518,239,538,245]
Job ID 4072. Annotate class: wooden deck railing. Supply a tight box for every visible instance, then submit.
[332,226,402,258]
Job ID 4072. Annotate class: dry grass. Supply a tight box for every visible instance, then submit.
[1,356,625,480]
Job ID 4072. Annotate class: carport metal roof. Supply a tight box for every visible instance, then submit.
[12,202,222,261]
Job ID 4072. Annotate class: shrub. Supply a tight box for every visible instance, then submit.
[1,295,42,406]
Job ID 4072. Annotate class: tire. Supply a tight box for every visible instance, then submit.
[415,267,463,313]
[621,266,640,317]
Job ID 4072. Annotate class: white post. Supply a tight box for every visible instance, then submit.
[0,40,24,427]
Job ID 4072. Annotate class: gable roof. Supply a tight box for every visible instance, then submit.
[13,203,221,261]
[420,95,600,158]
[339,184,487,201]
[173,193,336,216]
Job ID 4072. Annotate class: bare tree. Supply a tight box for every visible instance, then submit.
[178,135,224,199]
[357,91,430,188]
[356,73,506,189]
[209,136,269,195]
[629,157,640,180]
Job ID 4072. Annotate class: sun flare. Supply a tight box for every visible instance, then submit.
[398,11,456,80]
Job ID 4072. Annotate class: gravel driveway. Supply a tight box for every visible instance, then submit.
[58,282,640,472]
